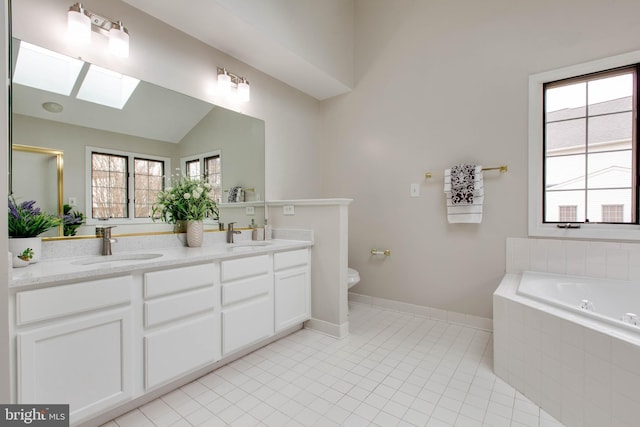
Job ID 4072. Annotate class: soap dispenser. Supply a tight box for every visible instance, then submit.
[264,219,272,240]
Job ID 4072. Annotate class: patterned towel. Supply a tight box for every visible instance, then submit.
[450,164,476,205]
[444,165,484,223]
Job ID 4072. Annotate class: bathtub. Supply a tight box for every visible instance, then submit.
[517,271,640,333]
[493,272,640,427]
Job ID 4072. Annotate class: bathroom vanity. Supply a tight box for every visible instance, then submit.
[9,239,311,426]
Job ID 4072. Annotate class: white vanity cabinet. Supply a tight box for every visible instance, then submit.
[142,263,220,390]
[15,276,134,423]
[274,249,311,332]
[10,240,313,426]
[220,254,274,356]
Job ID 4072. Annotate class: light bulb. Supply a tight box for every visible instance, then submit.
[237,78,250,102]
[67,3,91,44]
[217,69,231,96]
[109,22,129,58]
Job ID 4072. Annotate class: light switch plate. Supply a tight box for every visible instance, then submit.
[245,206,255,215]
[283,205,295,215]
[410,183,420,197]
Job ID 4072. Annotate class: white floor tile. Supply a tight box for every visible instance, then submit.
[98,304,565,427]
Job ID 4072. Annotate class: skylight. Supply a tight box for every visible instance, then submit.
[13,42,84,95]
[76,64,140,109]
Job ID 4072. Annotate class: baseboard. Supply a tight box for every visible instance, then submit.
[348,292,493,332]
[304,318,349,338]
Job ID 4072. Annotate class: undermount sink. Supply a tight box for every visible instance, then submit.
[227,241,273,251]
[229,241,273,247]
[72,253,163,265]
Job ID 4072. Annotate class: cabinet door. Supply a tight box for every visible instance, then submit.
[274,267,310,332]
[144,313,220,390]
[17,309,132,424]
[222,296,273,356]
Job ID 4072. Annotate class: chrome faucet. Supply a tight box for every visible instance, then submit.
[226,222,241,243]
[102,226,117,255]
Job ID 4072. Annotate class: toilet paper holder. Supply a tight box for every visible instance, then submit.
[370,249,391,256]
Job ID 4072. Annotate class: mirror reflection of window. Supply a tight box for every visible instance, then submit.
[183,151,222,204]
[134,158,164,218]
[544,68,636,224]
[92,152,128,219]
[89,148,170,222]
[204,155,222,204]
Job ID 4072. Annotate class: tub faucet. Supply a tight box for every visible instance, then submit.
[102,226,117,255]
[227,222,241,243]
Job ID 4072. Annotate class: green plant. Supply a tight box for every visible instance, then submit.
[18,248,34,261]
[8,196,62,238]
[62,204,85,236]
[152,175,219,224]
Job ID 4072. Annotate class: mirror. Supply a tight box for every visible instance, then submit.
[10,38,265,238]
[11,144,64,237]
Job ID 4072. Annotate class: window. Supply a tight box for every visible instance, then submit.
[91,153,128,219]
[182,151,222,204]
[558,205,577,222]
[87,147,170,223]
[529,49,640,240]
[134,158,164,218]
[544,67,636,224]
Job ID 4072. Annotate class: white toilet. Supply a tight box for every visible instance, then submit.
[348,268,360,289]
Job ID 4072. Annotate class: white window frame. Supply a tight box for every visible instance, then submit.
[85,146,171,226]
[528,49,640,240]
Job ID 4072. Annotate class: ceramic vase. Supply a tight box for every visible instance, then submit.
[8,236,42,265]
[186,220,204,247]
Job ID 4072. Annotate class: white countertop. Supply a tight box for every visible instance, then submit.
[10,239,312,290]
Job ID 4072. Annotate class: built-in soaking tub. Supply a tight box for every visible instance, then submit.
[493,271,640,427]
[518,271,640,332]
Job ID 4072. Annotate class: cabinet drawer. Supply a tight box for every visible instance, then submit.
[144,287,217,328]
[221,275,270,307]
[221,255,269,282]
[16,276,131,325]
[144,263,215,298]
[144,313,219,390]
[222,297,273,355]
[274,249,309,271]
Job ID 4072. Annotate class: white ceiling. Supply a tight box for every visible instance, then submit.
[122,0,352,100]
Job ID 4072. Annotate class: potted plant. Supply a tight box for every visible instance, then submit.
[62,204,85,236]
[8,196,62,263]
[152,175,219,247]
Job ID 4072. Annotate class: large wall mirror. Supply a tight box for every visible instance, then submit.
[10,37,265,238]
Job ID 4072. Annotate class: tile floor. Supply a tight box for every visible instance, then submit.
[101,303,564,426]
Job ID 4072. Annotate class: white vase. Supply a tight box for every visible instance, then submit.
[186,220,204,247]
[8,236,42,264]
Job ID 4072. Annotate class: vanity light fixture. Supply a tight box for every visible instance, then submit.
[217,67,250,102]
[67,3,130,58]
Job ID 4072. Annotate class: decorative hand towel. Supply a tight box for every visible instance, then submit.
[444,165,484,223]
[450,164,476,205]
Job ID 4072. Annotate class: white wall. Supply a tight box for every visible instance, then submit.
[215,0,354,91]
[320,0,640,318]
